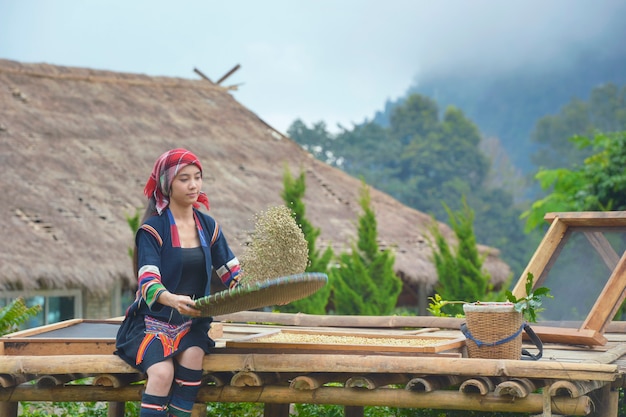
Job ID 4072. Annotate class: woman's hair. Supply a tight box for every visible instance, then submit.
[132,198,158,279]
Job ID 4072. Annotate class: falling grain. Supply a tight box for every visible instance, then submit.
[240,205,309,285]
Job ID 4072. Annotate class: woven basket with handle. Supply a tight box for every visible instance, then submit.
[462,302,523,360]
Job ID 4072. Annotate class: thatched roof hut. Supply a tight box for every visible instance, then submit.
[0,58,511,317]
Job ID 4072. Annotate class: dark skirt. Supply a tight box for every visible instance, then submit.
[115,311,214,372]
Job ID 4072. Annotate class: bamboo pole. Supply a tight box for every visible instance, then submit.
[202,372,233,387]
[93,374,144,388]
[494,379,533,398]
[216,311,464,329]
[0,354,618,382]
[0,355,136,374]
[547,380,608,398]
[202,353,620,381]
[290,375,322,390]
[344,374,409,389]
[289,373,353,390]
[231,371,277,387]
[0,374,34,388]
[459,377,501,395]
[0,385,593,415]
[36,374,76,388]
[405,375,464,392]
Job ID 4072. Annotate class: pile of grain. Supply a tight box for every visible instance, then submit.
[239,205,309,285]
[255,332,450,347]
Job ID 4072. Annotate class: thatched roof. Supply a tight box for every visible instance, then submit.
[0,58,511,295]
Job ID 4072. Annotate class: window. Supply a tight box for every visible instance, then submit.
[0,289,82,328]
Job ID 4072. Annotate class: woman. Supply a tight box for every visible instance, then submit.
[116,148,241,417]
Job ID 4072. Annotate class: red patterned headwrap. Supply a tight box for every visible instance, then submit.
[144,148,210,214]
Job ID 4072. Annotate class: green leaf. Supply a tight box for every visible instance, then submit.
[532,287,552,297]
[524,272,534,295]
[505,290,517,303]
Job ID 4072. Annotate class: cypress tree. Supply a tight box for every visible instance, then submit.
[330,182,402,315]
[279,166,333,314]
[429,198,503,316]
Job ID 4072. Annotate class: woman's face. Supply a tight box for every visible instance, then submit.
[169,164,203,208]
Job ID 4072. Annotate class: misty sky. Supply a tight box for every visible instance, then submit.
[1,0,625,134]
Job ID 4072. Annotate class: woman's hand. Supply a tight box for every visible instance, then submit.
[159,291,202,317]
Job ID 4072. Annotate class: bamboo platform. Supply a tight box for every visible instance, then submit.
[1,312,625,417]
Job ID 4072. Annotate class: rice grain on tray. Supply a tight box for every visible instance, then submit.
[255,333,450,347]
[239,205,309,285]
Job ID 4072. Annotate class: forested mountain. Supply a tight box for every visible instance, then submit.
[288,96,539,277]
[378,44,626,176]
[287,35,626,281]
[288,82,626,280]
[530,83,626,170]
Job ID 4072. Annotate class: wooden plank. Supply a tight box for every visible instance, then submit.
[583,231,621,271]
[538,344,626,364]
[582,250,626,334]
[1,318,84,338]
[544,211,626,226]
[0,320,119,356]
[2,321,119,341]
[2,341,116,356]
[512,217,568,295]
[523,326,607,346]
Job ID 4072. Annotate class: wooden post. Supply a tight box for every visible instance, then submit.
[191,402,206,417]
[264,402,290,417]
[587,384,619,417]
[345,405,364,417]
[543,385,552,417]
[418,282,430,316]
[0,402,17,417]
[108,401,125,417]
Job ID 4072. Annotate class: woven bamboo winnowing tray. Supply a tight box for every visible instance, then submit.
[194,272,328,317]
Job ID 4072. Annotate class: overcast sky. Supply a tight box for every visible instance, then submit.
[2,0,625,134]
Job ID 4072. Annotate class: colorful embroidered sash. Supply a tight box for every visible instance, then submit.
[136,316,192,365]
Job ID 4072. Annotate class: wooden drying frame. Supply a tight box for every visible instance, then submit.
[512,211,626,345]
[225,328,466,355]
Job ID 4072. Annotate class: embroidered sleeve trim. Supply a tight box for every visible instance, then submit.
[140,224,163,247]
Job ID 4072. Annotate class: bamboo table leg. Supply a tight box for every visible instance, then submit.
[108,401,125,417]
[264,402,290,417]
[542,384,552,417]
[0,401,18,417]
[191,402,206,417]
[345,405,364,417]
[588,385,618,417]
